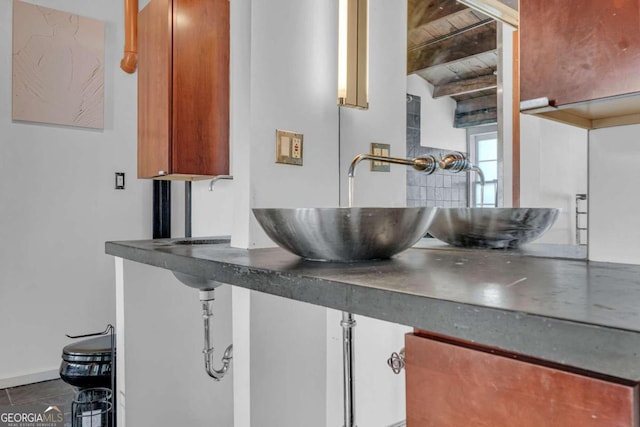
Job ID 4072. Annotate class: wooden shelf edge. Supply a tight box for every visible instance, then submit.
[141,174,218,181]
[532,110,593,129]
[592,113,640,129]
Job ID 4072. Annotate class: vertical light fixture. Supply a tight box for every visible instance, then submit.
[338,0,368,109]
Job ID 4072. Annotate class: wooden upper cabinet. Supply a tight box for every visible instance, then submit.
[138,0,229,179]
[519,0,640,129]
[405,332,639,427]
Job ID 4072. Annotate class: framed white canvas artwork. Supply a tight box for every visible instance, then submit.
[12,0,105,129]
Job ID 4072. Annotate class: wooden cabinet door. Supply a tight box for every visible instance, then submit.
[138,0,229,179]
[520,0,640,107]
[138,0,171,179]
[405,333,639,427]
[171,0,229,177]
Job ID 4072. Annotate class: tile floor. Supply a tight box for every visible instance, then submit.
[0,379,75,427]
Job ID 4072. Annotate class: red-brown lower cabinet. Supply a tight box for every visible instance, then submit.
[405,332,639,427]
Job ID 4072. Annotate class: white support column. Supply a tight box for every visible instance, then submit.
[232,287,251,427]
[114,257,126,427]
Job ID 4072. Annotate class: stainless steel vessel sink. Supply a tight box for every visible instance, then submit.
[252,207,438,262]
[427,207,560,249]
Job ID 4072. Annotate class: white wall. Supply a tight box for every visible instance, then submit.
[340,1,408,208]
[171,181,236,238]
[589,124,640,264]
[250,293,328,426]
[0,0,149,385]
[406,74,466,153]
[248,0,340,244]
[121,261,234,427]
[240,0,339,425]
[520,115,588,244]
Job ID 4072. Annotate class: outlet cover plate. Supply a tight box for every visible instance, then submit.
[371,143,391,172]
[276,129,303,166]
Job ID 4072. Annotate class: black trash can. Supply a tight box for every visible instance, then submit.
[60,335,115,426]
[72,387,112,427]
[60,335,114,388]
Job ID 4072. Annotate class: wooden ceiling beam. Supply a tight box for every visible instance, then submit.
[455,93,497,113]
[408,0,469,32]
[454,108,497,128]
[454,93,497,128]
[457,0,518,28]
[407,22,497,74]
[433,74,497,98]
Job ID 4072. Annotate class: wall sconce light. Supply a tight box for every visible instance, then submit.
[338,0,368,109]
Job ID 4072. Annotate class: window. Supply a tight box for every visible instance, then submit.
[468,126,498,208]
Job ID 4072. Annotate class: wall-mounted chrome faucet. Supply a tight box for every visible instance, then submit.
[348,153,438,178]
[348,152,482,181]
[347,153,438,208]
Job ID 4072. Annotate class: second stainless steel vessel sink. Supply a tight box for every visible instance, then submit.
[428,207,561,249]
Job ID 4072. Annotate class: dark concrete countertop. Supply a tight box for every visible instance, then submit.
[413,238,588,260]
[106,238,640,382]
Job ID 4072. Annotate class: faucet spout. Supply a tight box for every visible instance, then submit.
[439,152,485,186]
[348,153,437,178]
[208,175,233,191]
[470,165,485,187]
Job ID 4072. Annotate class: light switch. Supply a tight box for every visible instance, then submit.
[115,172,125,189]
[280,136,291,156]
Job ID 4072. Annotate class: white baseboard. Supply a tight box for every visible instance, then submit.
[0,369,60,389]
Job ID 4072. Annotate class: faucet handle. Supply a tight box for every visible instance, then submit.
[439,152,471,172]
[413,155,437,175]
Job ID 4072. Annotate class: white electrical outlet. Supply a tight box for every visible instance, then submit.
[292,137,302,159]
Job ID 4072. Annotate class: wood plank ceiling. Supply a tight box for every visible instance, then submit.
[408,0,498,128]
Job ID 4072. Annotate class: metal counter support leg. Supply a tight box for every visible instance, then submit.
[341,311,357,427]
[185,181,192,238]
